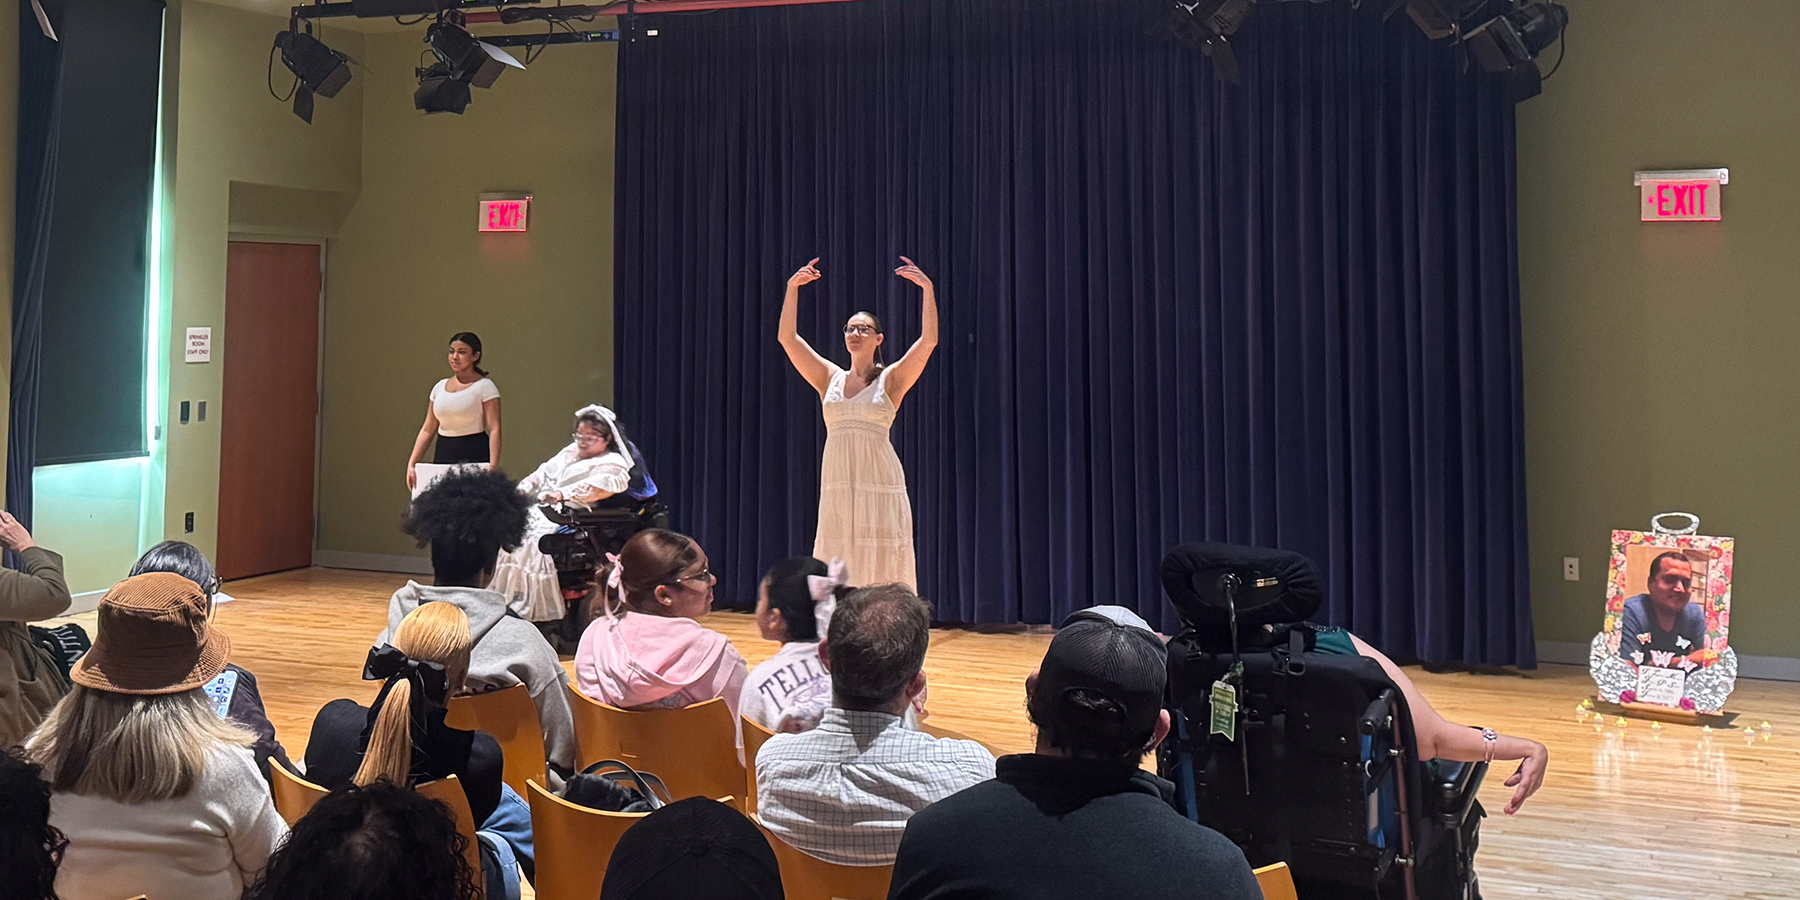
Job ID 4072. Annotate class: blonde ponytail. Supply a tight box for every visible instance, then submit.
[355,602,473,786]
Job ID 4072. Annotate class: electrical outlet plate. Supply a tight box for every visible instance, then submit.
[1562,557,1579,581]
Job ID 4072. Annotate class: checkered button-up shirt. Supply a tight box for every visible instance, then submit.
[755,707,997,866]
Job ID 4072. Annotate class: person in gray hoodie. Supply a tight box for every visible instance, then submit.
[379,468,577,783]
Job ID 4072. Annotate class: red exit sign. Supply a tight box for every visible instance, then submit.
[478,194,531,233]
[1636,169,1726,222]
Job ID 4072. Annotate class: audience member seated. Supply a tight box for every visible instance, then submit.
[740,556,846,733]
[1162,549,1550,817]
[386,468,577,783]
[309,602,532,900]
[245,780,481,900]
[0,510,72,749]
[26,574,286,900]
[1,746,62,900]
[888,606,1260,900]
[600,797,784,900]
[491,404,638,622]
[755,584,994,866]
[576,528,748,726]
[129,540,291,779]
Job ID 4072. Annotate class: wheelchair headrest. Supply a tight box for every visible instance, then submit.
[1161,542,1323,632]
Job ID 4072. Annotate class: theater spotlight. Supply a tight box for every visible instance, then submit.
[273,25,352,124]
[413,19,525,114]
[414,61,474,115]
[1161,0,1257,84]
[1464,1,1568,102]
[1394,0,1500,41]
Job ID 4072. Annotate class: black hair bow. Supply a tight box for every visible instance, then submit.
[358,644,449,753]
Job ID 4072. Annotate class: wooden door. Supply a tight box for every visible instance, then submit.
[217,241,321,580]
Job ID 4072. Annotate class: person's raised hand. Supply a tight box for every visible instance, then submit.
[1502,741,1548,815]
[789,258,822,288]
[894,256,932,291]
[0,510,36,552]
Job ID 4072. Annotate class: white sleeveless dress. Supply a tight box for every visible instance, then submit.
[814,366,917,589]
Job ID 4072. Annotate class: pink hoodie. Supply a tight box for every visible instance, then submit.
[575,611,748,728]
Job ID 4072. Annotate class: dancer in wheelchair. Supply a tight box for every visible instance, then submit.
[489,405,643,622]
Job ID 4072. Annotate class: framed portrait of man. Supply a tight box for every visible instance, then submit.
[1591,529,1736,713]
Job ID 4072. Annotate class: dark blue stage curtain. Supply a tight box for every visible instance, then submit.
[614,0,1534,666]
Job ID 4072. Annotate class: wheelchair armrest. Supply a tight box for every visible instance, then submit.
[1358,689,1398,736]
[1425,758,1487,827]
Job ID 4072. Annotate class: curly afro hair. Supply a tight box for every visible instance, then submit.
[245,779,479,900]
[401,468,532,584]
[0,746,60,900]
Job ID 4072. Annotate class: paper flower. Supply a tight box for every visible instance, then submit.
[1620,690,1638,703]
[1679,697,1696,711]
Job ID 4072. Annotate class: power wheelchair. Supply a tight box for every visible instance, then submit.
[534,497,670,647]
[1157,542,1487,900]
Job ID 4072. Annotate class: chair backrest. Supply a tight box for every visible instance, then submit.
[756,823,894,900]
[1163,630,1421,894]
[918,721,1006,758]
[446,683,547,797]
[269,762,330,826]
[741,715,778,814]
[566,684,746,809]
[1253,862,1299,900]
[526,778,647,900]
[417,775,486,900]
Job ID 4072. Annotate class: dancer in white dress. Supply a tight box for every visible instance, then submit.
[778,256,939,589]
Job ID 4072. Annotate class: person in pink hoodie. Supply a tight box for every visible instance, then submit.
[575,529,748,731]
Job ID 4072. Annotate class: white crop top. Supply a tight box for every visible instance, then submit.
[431,377,499,437]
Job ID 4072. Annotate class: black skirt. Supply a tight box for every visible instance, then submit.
[434,432,490,464]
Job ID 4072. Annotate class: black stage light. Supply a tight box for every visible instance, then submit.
[1162,0,1257,84]
[1465,1,1568,102]
[1398,0,1500,40]
[426,20,524,90]
[414,61,473,114]
[275,29,352,99]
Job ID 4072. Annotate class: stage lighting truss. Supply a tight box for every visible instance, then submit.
[270,19,353,124]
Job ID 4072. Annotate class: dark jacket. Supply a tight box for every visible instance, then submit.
[303,698,504,825]
[0,548,72,748]
[889,754,1261,900]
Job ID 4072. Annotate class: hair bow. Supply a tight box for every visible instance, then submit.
[603,552,627,617]
[807,558,850,638]
[359,644,449,752]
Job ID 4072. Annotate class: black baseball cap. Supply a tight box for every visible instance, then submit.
[1028,605,1168,744]
[600,797,782,900]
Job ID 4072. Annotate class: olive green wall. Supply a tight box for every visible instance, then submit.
[315,28,617,563]
[160,0,363,562]
[1518,0,1800,667]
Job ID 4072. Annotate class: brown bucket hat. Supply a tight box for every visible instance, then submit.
[71,572,231,695]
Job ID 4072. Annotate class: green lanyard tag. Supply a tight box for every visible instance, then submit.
[1209,679,1239,741]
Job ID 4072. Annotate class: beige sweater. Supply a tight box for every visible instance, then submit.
[0,547,72,748]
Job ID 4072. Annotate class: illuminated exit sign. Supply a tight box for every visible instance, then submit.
[1635,169,1726,222]
[478,193,531,233]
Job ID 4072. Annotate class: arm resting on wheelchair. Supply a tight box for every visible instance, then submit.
[1346,633,1548,815]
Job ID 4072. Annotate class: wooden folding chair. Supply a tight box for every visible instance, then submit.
[269,762,330,826]
[446,683,547,797]
[565,684,745,809]
[755,823,894,900]
[1254,862,1299,900]
[741,715,778,815]
[417,775,486,900]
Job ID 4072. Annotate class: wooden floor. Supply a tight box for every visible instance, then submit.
[72,568,1799,900]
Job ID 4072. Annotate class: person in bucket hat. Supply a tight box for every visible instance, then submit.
[25,573,286,900]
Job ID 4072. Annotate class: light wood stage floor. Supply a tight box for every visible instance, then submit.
[72,567,1797,900]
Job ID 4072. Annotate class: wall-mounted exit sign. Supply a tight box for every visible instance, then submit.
[1635,169,1726,222]
[478,193,531,233]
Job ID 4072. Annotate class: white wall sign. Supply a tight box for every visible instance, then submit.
[186,327,212,363]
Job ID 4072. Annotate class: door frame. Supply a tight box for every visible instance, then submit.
[223,233,330,571]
